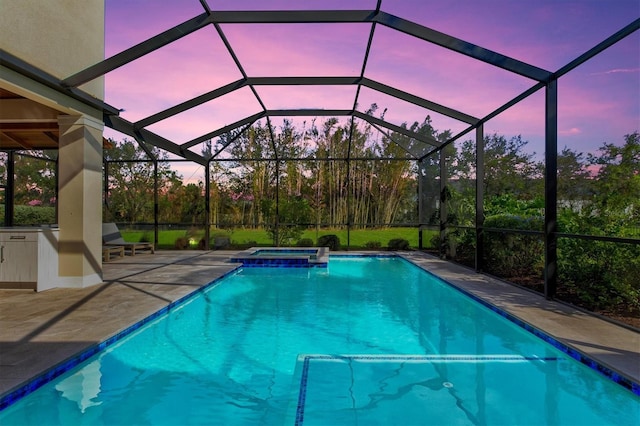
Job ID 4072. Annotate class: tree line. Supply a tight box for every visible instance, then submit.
[1,116,638,318]
[2,114,637,236]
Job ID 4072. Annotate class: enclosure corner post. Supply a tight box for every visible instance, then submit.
[475,124,484,272]
[153,159,159,248]
[439,149,447,260]
[544,78,558,299]
[275,160,280,247]
[204,160,211,250]
[417,159,423,250]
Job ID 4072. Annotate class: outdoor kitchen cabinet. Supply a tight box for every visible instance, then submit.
[0,228,59,291]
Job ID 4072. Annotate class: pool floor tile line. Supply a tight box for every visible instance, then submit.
[293,353,565,425]
[0,250,638,405]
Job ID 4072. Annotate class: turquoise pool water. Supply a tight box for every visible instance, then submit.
[1,257,638,425]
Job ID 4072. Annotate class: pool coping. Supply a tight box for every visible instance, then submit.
[1,251,638,411]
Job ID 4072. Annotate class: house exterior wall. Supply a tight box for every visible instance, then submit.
[1,1,107,287]
[0,0,105,99]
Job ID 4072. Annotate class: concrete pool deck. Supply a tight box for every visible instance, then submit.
[0,250,638,401]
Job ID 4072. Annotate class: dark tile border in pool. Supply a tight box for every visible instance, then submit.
[398,254,640,396]
[240,262,328,268]
[0,265,241,411]
[230,247,329,267]
[231,252,395,267]
[233,258,328,267]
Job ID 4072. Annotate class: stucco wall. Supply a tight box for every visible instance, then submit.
[0,0,105,99]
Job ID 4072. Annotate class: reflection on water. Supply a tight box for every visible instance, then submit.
[54,359,103,413]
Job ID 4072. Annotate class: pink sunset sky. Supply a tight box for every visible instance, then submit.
[102,0,639,177]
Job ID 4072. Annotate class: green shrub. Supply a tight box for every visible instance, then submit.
[483,214,544,278]
[297,238,314,247]
[388,238,410,250]
[431,229,476,266]
[262,197,311,246]
[364,241,381,249]
[557,209,640,312]
[318,234,340,250]
[13,206,56,225]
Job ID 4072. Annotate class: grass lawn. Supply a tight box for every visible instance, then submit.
[120,227,438,250]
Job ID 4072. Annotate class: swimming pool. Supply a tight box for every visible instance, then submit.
[0,256,638,425]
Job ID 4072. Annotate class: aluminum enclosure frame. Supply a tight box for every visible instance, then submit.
[5,3,639,300]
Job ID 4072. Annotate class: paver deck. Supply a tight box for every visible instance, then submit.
[0,250,637,402]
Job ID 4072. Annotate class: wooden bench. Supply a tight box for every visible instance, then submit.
[102,223,155,256]
[103,245,124,262]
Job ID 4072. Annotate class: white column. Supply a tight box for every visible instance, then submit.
[57,114,103,287]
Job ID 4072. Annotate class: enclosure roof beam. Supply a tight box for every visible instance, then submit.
[60,9,552,111]
[415,19,640,163]
[555,18,639,78]
[373,12,552,82]
[134,79,247,129]
[247,76,361,85]
[210,121,255,160]
[368,121,418,159]
[198,0,212,15]
[360,78,478,124]
[133,75,477,132]
[267,109,442,147]
[251,76,477,124]
[418,81,546,162]
[1,49,120,116]
[104,114,208,165]
[209,9,378,24]
[350,0,380,130]
[180,111,266,150]
[175,108,440,154]
[207,10,551,82]
[354,111,441,147]
[135,77,360,133]
[62,13,212,87]
[266,109,354,117]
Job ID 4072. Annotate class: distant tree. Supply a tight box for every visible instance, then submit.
[103,139,181,224]
[225,123,276,227]
[455,134,541,199]
[262,195,311,245]
[557,146,593,205]
[314,118,350,225]
[157,171,188,223]
[588,131,640,221]
[484,134,541,199]
[13,150,57,206]
[385,115,453,225]
[180,182,206,225]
